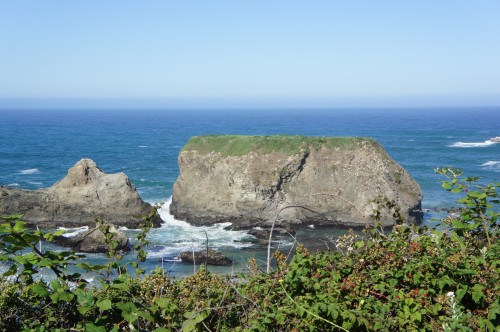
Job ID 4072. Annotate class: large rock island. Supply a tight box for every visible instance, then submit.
[170,135,423,228]
[0,159,161,228]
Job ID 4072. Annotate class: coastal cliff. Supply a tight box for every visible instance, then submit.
[0,159,161,228]
[170,135,423,228]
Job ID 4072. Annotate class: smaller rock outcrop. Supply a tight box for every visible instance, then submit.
[0,159,162,228]
[179,249,233,266]
[56,223,129,253]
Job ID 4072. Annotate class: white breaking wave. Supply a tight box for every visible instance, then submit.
[138,145,148,148]
[480,161,500,172]
[144,198,254,259]
[58,226,89,238]
[19,168,40,175]
[8,183,20,187]
[449,139,498,148]
[481,161,499,166]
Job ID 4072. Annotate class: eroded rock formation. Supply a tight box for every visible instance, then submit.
[170,135,423,228]
[0,159,161,228]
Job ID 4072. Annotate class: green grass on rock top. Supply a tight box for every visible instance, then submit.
[182,135,374,156]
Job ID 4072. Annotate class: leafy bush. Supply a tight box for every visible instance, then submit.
[0,168,498,331]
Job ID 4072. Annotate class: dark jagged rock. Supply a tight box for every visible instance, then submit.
[0,159,162,228]
[56,223,130,253]
[247,225,296,242]
[179,249,233,266]
[171,135,423,228]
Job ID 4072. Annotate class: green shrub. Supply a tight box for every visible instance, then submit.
[0,168,498,331]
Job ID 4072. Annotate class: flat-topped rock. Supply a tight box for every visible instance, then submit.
[0,159,162,228]
[170,135,423,228]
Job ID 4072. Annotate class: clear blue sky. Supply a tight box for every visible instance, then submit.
[1,1,499,108]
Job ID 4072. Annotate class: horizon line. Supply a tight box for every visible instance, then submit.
[1,105,500,111]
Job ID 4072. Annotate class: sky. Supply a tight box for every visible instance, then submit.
[0,1,499,109]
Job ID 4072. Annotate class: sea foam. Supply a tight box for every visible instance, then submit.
[19,168,40,175]
[143,198,254,259]
[449,139,498,148]
[481,161,500,172]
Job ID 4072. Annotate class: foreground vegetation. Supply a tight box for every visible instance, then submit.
[1,168,498,331]
[182,135,374,156]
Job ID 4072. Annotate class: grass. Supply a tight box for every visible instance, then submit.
[182,135,375,156]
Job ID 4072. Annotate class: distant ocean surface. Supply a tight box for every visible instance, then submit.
[1,107,499,276]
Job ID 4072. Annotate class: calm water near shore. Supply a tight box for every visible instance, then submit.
[1,107,499,276]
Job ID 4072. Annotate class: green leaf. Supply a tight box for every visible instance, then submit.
[456,287,468,301]
[137,310,154,322]
[355,240,365,249]
[455,268,476,275]
[50,279,62,291]
[58,290,75,302]
[97,299,112,311]
[155,298,170,307]
[74,288,95,313]
[472,284,485,304]
[452,219,467,229]
[110,281,129,290]
[442,182,452,189]
[411,311,421,322]
[117,301,139,323]
[36,258,53,267]
[487,299,499,320]
[78,305,93,315]
[29,283,50,297]
[0,223,12,233]
[182,310,210,332]
[13,221,27,232]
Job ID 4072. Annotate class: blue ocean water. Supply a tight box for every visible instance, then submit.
[1,107,499,275]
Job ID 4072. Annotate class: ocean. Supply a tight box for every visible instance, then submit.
[1,107,499,276]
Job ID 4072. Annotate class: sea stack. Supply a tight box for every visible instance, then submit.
[0,159,161,228]
[170,135,423,228]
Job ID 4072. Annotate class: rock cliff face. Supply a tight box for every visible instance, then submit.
[170,136,423,228]
[0,159,161,228]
